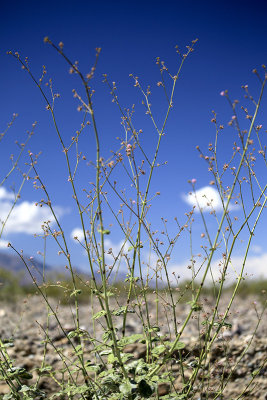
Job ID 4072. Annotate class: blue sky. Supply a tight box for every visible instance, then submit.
[1,0,267,281]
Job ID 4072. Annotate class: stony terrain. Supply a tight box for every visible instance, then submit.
[0,293,266,399]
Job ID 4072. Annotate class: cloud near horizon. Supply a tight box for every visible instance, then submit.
[168,252,267,283]
[70,231,130,258]
[0,187,65,235]
[0,239,9,249]
[69,229,266,282]
[182,186,237,213]
[70,232,132,267]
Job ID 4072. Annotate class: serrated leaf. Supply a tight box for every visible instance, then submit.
[108,353,118,364]
[135,360,149,375]
[151,345,166,357]
[119,382,134,395]
[7,367,33,380]
[37,365,52,375]
[19,385,30,393]
[112,306,135,316]
[117,333,144,347]
[121,353,134,363]
[92,310,107,320]
[85,363,101,373]
[102,376,119,391]
[99,349,113,356]
[164,341,185,351]
[187,300,202,311]
[72,384,91,395]
[102,330,112,342]
[75,344,82,352]
[173,341,185,350]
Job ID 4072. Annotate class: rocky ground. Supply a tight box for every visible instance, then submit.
[0,293,266,399]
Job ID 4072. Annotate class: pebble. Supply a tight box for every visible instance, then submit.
[0,294,266,399]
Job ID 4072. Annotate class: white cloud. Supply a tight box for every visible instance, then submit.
[105,238,130,260]
[0,187,15,201]
[182,186,237,213]
[71,233,131,265]
[0,239,9,249]
[168,252,267,284]
[228,253,267,279]
[71,231,130,254]
[250,245,262,254]
[0,187,65,235]
[70,228,84,241]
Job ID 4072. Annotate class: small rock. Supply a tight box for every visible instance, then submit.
[0,383,9,395]
[158,382,170,396]
[0,309,6,317]
[124,343,147,359]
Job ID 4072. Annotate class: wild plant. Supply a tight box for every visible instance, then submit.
[0,38,266,399]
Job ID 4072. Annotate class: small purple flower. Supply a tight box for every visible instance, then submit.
[191,178,197,184]
[220,91,225,96]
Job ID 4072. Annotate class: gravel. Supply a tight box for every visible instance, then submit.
[0,293,266,399]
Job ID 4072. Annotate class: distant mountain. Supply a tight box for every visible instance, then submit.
[0,251,73,285]
[0,251,132,286]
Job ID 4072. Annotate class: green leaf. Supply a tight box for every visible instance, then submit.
[19,385,30,393]
[98,229,111,235]
[85,363,101,373]
[148,325,160,333]
[138,379,154,398]
[173,341,185,350]
[75,344,82,352]
[37,365,52,375]
[67,330,76,338]
[108,353,118,364]
[161,395,187,400]
[99,349,113,356]
[214,321,232,328]
[102,330,112,342]
[71,384,92,395]
[3,394,14,400]
[121,353,134,363]
[117,333,144,347]
[187,300,202,311]
[102,376,119,391]
[7,367,33,380]
[151,345,166,357]
[0,339,14,348]
[135,360,149,375]
[112,306,135,316]
[124,276,139,283]
[92,310,107,320]
[119,381,137,396]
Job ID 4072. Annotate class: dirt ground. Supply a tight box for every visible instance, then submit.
[0,293,266,399]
